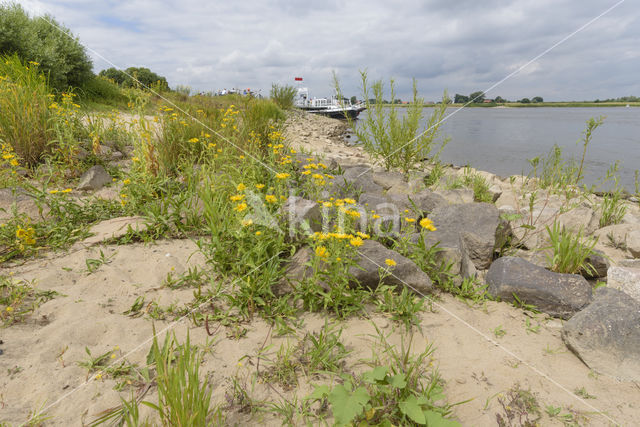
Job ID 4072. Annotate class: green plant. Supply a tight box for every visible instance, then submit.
[375,284,426,330]
[461,168,493,202]
[0,275,57,325]
[143,331,219,425]
[573,387,595,399]
[270,83,297,110]
[0,54,53,165]
[341,71,449,176]
[85,249,115,273]
[576,116,605,184]
[495,384,541,427]
[599,185,627,227]
[308,328,459,426]
[493,325,506,338]
[299,319,350,374]
[545,222,598,274]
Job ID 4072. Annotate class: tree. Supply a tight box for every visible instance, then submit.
[454,93,469,103]
[532,96,543,103]
[469,91,485,103]
[494,96,506,103]
[350,95,357,104]
[0,3,93,91]
[520,98,530,104]
[124,67,168,89]
[98,67,128,85]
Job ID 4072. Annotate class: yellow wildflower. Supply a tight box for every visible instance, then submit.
[49,189,59,194]
[256,184,265,189]
[419,218,437,231]
[350,237,363,247]
[315,246,329,259]
[123,179,131,185]
[241,219,253,227]
[62,188,72,193]
[265,195,277,204]
[385,259,397,267]
[255,231,262,236]
[230,194,245,202]
[405,217,416,223]
[237,183,246,192]
[5,306,13,313]
[275,172,290,180]
[188,137,199,143]
[234,203,247,212]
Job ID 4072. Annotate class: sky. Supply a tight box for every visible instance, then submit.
[19,0,640,102]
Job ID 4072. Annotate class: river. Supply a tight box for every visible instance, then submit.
[353,107,639,192]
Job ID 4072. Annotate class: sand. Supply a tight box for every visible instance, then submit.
[1,112,639,426]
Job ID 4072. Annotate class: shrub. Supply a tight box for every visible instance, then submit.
[270,84,297,110]
[545,222,597,275]
[77,75,128,106]
[343,71,449,176]
[0,2,93,92]
[0,54,53,165]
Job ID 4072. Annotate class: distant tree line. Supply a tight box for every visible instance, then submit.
[454,91,544,104]
[99,67,168,89]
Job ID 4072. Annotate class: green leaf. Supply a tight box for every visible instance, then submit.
[328,385,370,426]
[362,366,388,383]
[389,373,407,389]
[424,410,461,426]
[399,395,426,424]
[308,385,330,400]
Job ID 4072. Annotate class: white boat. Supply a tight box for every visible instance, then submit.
[294,87,366,120]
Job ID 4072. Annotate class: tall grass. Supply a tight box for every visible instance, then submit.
[0,54,53,165]
[270,84,297,110]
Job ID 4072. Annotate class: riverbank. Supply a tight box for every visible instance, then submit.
[1,109,640,426]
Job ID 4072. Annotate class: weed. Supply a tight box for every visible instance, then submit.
[0,276,57,326]
[524,318,541,334]
[545,222,598,274]
[599,180,627,227]
[573,387,596,399]
[495,384,541,427]
[375,284,426,330]
[299,319,350,374]
[309,327,459,426]
[493,325,506,338]
[259,341,299,389]
[85,249,115,273]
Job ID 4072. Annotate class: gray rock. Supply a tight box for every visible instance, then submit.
[339,165,383,194]
[562,287,640,381]
[486,256,592,319]
[582,250,609,279]
[421,202,502,270]
[435,188,474,204]
[410,190,447,215]
[350,240,433,295]
[77,165,112,191]
[279,196,323,238]
[606,266,640,303]
[594,223,640,258]
[279,240,433,296]
[372,170,405,190]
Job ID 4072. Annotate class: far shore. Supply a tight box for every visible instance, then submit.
[376,101,640,108]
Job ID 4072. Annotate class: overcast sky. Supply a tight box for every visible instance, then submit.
[20,0,639,101]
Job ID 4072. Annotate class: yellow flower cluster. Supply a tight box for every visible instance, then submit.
[16,226,36,246]
[419,217,437,231]
[48,188,72,194]
[1,143,19,168]
[311,231,370,241]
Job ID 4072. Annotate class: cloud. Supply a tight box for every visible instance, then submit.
[19,0,640,101]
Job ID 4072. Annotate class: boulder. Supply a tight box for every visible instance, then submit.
[594,223,640,258]
[421,202,502,270]
[582,250,609,279]
[486,256,592,319]
[0,188,48,222]
[562,287,640,381]
[279,241,433,296]
[279,196,323,238]
[349,240,433,295]
[77,165,112,191]
[338,165,383,194]
[434,188,474,204]
[606,266,640,303]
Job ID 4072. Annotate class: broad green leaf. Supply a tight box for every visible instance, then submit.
[308,385,330,400]
[424,410,461,426]
[329,385,370,426]
[389,373,407,389]
[363,366,388,383]
[399,395,426,424]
